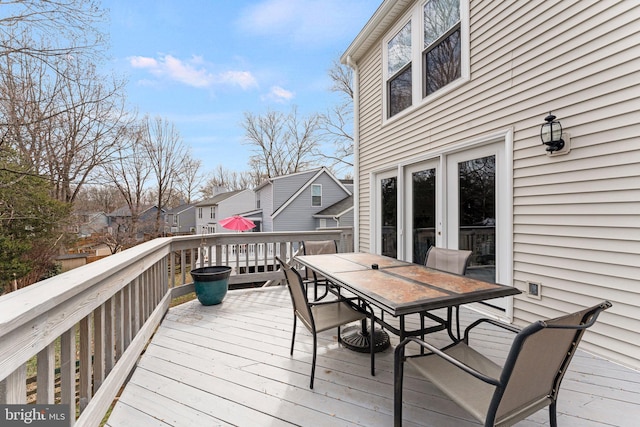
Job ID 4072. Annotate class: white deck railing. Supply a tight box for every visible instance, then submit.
[0,230,350,426]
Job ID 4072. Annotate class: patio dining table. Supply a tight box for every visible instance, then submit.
[295,252,521,351]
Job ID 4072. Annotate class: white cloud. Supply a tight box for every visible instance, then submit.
[129,54,257,90]
[219,71,258,90]
[262,85,295,103]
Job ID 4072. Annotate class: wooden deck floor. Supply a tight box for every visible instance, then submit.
[106,286,640,427]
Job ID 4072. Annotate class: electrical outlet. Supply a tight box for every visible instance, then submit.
[527,281,542,299]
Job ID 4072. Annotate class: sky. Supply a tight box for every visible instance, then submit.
[101,0,382,177]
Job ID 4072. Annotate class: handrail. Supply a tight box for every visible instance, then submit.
[0,229,350,426]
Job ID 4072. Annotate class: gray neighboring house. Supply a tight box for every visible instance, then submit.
[195,189,255,234]
[72,211,109,237]
[255,167,353,232]
[165,203,196,235]
[107,205,167,238]
[313,194,354,229]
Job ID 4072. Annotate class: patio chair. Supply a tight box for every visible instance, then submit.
[277,256,375,389]
[394,301,612,427]
[302,239,339,301]
[422,246,473,341]
[424,245,472,274]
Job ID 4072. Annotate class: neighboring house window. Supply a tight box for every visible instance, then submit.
[198,208,202,219]
[387,21,412,117]
[173,215,178,225]
[256,193,261,209]
[311,184,322,207]
[423,0,461,96]
[210,206,215,219]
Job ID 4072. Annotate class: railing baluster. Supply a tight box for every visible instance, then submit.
[36,343,55,404]
[60,326,76,425]
[180,250,186,286]
[78,315,92,412]
[123,284,132,350]
[93,305,105,391]
[104,298,114,376]
[115,290,123,361]
[0,364,26,404]
[132,277,141,336]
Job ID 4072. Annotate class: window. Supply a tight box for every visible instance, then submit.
[311,184,322,207]
[210,207,215,219]
[423,0,461,96]
[256,193,261,209]
[387,21,412,118]
[384,0,466,118]
[198,208,202,219]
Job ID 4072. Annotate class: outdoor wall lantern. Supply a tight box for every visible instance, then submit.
[540,112,565,153]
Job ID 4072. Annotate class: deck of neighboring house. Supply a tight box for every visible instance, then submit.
[106,286,640,427]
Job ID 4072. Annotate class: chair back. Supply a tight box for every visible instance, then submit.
[277,257,314,331]
[492,301,612,422]
[302,240,338,280]
[424,246,472,275]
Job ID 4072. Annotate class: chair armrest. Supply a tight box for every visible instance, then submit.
[396,337,501,387]
[463,318,520,343]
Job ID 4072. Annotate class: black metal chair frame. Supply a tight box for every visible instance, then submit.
[394,301,612,427]
[301,239,339,301]
[277,256,376,389]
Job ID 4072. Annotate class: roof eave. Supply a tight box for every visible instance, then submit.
[340,0,413,65]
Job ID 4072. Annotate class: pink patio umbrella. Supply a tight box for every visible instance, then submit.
[218,215,256,232]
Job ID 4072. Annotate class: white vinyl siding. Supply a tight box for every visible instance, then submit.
[350,0,640,369]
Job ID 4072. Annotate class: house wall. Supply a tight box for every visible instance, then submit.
[194,206,207,234]
[351,0,640,369]
[272,170,318,209]
[273,173,350,232]
[338,211,354,228]
[217,190,256,233]
[258,184,274,232]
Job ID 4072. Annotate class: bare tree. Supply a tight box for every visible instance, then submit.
[317,60,355,175]
[242,106,321,180]
[0,9,128,204]
[74,184,124,213]
[142,116,187,236]
[0,0,106,71]
[48,60,129,203]
[201,165,252,198]
[174,153,204,204]
[101,124,151,245]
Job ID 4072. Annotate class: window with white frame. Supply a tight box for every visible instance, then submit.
[384,0,466,118]
[311,184,322,207]
[210,206,215,219]
[198,208,202,219]
[387,21,412,117]
[423,0,461,96]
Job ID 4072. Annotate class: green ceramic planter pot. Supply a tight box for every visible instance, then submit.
[191,266,232,306]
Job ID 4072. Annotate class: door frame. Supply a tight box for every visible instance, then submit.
[370,129,514,320]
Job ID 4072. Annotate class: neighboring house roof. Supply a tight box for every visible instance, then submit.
[236,208,262,217]
[165,203,195,215]
[195,190,242,207]
[107,205,163,217]
[313,195,353,218]
[254,167,325,192]
[272,167,352,219]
